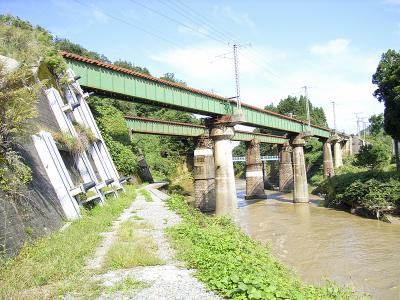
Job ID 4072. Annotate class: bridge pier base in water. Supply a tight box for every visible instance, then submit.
[292,134,309,203]
[333,138,343,168]
[194,136,216,212]
[210,125,237,217]
[245,139,267,199]
[278,142,293,192]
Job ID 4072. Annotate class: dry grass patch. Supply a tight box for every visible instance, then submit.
[104,220,163,269]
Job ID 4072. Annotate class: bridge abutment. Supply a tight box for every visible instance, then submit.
[292,135,309,203]
[194,136,216,212]
[278,142,293,192]
[210,125,237,217]
[245,139,266,199]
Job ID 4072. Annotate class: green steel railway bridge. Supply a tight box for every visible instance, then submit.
[62,51,351,215]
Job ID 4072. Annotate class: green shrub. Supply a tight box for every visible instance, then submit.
[166,195,355,299]
[322,169,400,212]
[104,134,137,175]
[89,98,131,145]
[355,143,391,169]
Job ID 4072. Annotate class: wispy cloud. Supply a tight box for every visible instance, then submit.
[213,5,255,29]
[310,39,351,56]
[383,0,400,5]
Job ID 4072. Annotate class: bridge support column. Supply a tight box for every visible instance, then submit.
[245,139,266,199]
[323,141,334,178]
[292,134,309,203]
[194,136,215,212]
[333,139,343,168]
[210,125,237,217]
[278,142,293,192]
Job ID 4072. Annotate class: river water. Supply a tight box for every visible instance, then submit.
[235,180,400,299]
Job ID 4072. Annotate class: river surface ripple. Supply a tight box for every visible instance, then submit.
[235,180,400,299]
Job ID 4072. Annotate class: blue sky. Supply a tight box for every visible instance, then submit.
[2,0,400,133]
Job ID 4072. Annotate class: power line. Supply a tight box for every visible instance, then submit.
[128,0,228,45]
[159,0,234,43]
[72,0,187,49]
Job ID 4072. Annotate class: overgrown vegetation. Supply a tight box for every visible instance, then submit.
[319,113,399,217]
[166,195,356,300]
[140,189,153,202]
[0,15,68,197]
[52,130,87,155]
[104,218,162,269]
[0,185,137,298]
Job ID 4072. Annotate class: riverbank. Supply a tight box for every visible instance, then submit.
[167,194,355,299]
[319,167,400,222]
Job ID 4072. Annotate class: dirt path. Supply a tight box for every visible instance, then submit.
[93,184,220,299]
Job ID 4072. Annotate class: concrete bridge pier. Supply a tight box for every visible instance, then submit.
[323,140,334,178]
[193,136,216,212]
[278,142,293,192]
[291,134,309,203]
[210,125,237,217]
[245,139,266,199]
[333,138,343,168]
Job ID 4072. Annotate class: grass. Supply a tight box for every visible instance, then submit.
[104,219,163,269]
[140,188,153,202]
[166,195,360,300]
[0,185,137,299]
[101,277,149,297]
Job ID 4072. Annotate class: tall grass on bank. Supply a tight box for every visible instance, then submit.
[0,185,137,298]
[166,195,358,300]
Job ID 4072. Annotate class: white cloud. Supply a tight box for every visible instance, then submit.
[213,5,255,29]
[150,41,383,134]
[310,39,351,56]
[383,0,400,5]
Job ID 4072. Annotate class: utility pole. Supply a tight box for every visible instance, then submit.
[301,86,311,130]
[331,101,337,131]
[233,44,241,111]
[355,112,362,137]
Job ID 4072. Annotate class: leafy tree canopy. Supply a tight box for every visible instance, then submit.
[54,37,111,63]
[265,95,328,127]
[113,59,151,75]
[368,114,384,136]
[160,72,186,86]
[372,49,400,140]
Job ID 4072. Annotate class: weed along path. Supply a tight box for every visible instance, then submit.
[94,184,220,300]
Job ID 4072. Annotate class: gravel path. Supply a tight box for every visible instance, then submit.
[96,184,220,300]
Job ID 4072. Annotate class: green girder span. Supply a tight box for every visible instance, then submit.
[125,116,288,144]
[62,52,330,138]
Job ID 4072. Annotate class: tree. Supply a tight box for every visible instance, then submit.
[355,142,392,169]
[372,49,400,170]
[113,59,151,76]
[160,72,186,86]
[368,114,384,136]
[265,95,328,127]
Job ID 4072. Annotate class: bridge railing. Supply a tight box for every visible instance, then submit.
[232,156,278,162]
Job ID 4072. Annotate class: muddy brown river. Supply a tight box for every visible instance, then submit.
[235,180,400,299]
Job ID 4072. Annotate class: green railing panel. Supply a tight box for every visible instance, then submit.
[65,58,330,138]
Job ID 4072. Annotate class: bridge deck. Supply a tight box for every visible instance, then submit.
[126,116,288,144]
[62,52,330,138]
